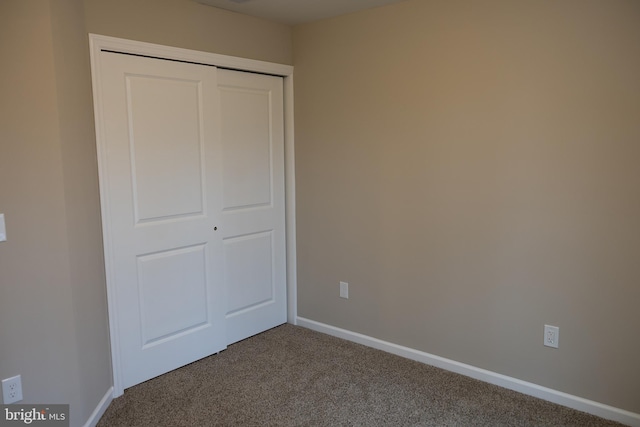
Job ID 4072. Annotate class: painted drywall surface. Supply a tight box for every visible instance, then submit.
[83,0,293,65]
[0,0,84,421]
[49,0,113,424]
[293,0,640,413]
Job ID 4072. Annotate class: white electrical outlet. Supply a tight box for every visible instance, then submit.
[544,325,559,348]
[2,375,23,404]
[339,281,349,299]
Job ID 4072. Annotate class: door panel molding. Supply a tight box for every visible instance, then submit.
[89,34,296,398]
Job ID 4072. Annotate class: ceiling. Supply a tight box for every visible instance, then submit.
[195,0,407,25]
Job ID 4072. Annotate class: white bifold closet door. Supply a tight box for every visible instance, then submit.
[99,51,286,390]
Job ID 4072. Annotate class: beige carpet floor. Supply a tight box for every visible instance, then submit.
[97,324,625,426]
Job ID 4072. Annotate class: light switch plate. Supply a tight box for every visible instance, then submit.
[0,213,6,242]
[339,281,349,299]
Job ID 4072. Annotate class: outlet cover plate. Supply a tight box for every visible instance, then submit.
[544,325,559,348]
[2,375,23,404]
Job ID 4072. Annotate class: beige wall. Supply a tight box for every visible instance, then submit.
[83,0,292,65]
[0,0,85,423]
[294,0,640,413]
[0,1,292,426]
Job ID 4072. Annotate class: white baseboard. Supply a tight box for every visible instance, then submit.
[83,386,113,427]
[297,317,640,427]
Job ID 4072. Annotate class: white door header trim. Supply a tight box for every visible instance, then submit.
[89,34,293,77]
